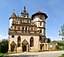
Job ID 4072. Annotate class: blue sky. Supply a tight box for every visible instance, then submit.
[0,0,64,40]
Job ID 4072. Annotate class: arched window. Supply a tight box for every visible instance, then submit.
[30,37,34,47]
[22,26,24,30]
[17,36,21,47]
[40,29,42,33]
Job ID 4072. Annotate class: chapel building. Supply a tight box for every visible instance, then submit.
[8,6,48,53]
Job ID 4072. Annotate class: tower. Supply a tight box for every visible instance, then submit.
[9,11,16,29]
[32,11,48,43]
[20,5,29,18]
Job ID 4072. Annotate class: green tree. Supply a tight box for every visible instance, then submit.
[47,38,51,43]
[0,39,8,53]
[59,25,64,37]
[0,42,1,53]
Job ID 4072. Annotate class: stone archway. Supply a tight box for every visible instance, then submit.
[22,39,29,52]
[10,41,16,52]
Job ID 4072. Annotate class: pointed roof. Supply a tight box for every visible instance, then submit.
[10,41,16,46]
[11,12,16,17]
[9,12,16,19]
[22,39,28,45]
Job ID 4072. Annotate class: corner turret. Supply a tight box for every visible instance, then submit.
[32,11,48,43]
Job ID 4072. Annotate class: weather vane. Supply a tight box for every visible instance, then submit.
[13,9,15,12]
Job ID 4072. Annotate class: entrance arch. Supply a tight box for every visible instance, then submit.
[22,39,29,52]
[10,41,16,52]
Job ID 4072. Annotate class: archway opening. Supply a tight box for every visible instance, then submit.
[11,45,15,52]
[11,41,16,52]
[22,45,26,52]
[22,39,28,52]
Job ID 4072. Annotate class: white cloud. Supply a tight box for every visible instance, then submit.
[47,36,62,41]
[0,34,8,41]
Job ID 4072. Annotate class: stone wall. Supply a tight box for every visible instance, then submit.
[8,35,39,53]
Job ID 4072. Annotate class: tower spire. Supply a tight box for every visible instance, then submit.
[24,5,26,12]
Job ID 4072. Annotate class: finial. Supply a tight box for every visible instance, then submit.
[24,5,26,12]
[13,9,15,12]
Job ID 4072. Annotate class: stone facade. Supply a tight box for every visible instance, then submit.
[8,6,53,53]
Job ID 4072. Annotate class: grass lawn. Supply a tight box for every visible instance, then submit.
[0,53,8,56]
[59,54,64,57]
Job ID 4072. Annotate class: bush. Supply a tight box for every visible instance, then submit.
[58,42,63,46]
[0,39,8,53]
[56,45,59,50]
[0,53,4,56]
[47,38,51,43]
[59,54,64,57]
[56,45,63,50]
[0,53,8,56]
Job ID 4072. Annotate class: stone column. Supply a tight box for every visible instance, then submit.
[21,43,22,52]
[47,43,48,50]
[42,44,44,50]
[8,44,11,53]
[43,43,45,50]
[8,36,11,53]
[15,44,17,53]
[26,45,28,52]
[39,44,40,51]
[38,41,40,51]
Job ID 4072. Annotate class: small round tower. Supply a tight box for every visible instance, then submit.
[32,11,48,43]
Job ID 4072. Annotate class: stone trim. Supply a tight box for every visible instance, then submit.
[12,23,36,27]
[37,27,46,29]
[32,21,45,24]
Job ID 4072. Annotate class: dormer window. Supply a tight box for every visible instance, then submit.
[40,15,42,20]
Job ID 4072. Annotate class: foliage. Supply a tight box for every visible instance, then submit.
[58,42,64,46]
[52,40,64,50]
[0,39,8,53]
[47,38,51,43]
[56,45,62,50]
[0,42,1,53]
[0,53,8,56]
[59,54,64,57]
[52,40,64,46]
[59,25,64,37]
[0,53,4,56]
[56,45,59,50]
[52,40,57,43]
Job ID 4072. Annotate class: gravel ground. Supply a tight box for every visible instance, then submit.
[9,50,64,57]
